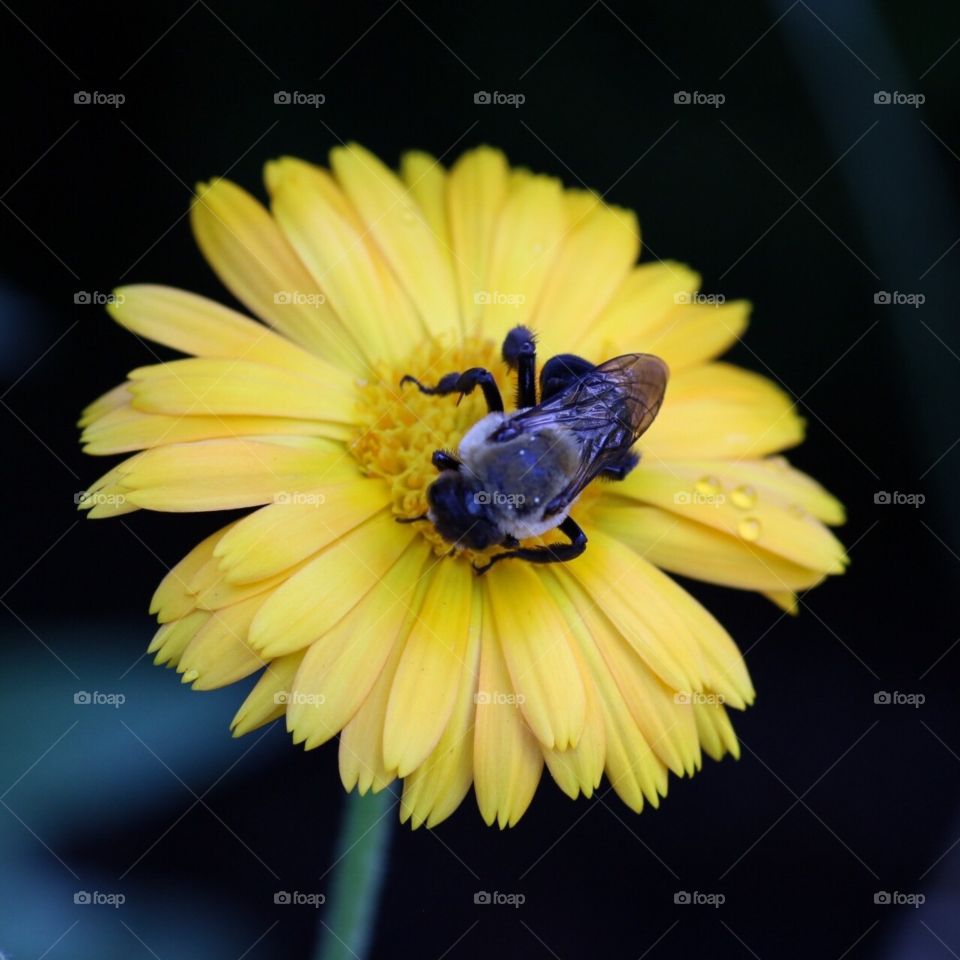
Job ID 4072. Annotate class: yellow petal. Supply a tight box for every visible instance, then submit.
[150,523,236,622]
[485,564,585,751]
[214,480,389,584]
[127,357,355,423]
[592,502,830,593]
[108,438,357,513]
[399,586,482,828]
[268,158,420,364]
[473,591,544,828]
[641,362,804,460]
[79,382,131,428]
[231,652,305,736]
[694,701,741,761]
[287,539,432,749]
[612,459,847,574]
[577,262,700,355]
[446,146,509,329]
[640,299,750,371]
[107,285,344,381]
[383,560,474,776]
[149,610,209,667]
[191,178,365,373]
[531,200,639,361]
[248,512,415,658]
[331,143,460,339]
[178,593,268,689]
[568,530,705,692]
[479,172,567,344]
[555,571,698,776]
[82,404,350,455]
[400,151,451,255]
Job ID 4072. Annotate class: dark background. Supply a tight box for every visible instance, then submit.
[1,1,958,957]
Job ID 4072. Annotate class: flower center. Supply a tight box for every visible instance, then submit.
[350,336,510,560]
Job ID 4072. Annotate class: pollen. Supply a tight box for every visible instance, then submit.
[350,336,508,559]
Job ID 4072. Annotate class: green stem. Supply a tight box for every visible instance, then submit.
[315,788,396,960]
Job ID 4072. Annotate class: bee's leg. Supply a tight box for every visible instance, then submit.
[598,450,640,481]
[474,517,587,572]
[539,354,595,401]
[502,325,538,408]
[400,369,503,413]
[431,450,461,472]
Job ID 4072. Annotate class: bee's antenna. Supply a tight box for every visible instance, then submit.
[395,513,429,524]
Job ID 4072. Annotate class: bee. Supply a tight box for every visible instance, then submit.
[400,325,668,572]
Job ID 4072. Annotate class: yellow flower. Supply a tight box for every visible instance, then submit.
[78,143,846,829]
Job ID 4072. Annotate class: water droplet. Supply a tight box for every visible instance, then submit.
[738,517,761,541]
[400,207,417,225]
[531,241,544,254]
[730,484,757,510]
[788,503,806,519]
[695,475,722,497]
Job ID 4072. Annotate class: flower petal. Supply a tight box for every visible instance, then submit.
[191,178,365,373]
[268,157,421,363]
[479,172,567,345]
[231,652,304,737]
[485,564,586,751]
[98,438,357,513]
[642,362,805,460]
[127,357,356,423]
[400,151,451,255]
[612,460,847,574]
[473,593,543,828]
[213,480,390,584]
[331,143,460,340]
[399,587,482,829]
[287,539,432,750]
[446,146,509,329]
[383,559,475,776]
[248,512,415,658]
[107,285,345,380]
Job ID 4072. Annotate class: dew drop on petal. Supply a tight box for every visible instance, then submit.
[531,241,544,254]
[730,485,757,510]
[695,475,722,497]
[738,517,761,541]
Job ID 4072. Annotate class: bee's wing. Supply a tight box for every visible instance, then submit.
[510,353,668,509]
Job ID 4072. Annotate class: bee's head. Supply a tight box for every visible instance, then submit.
[427,471,502,551]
